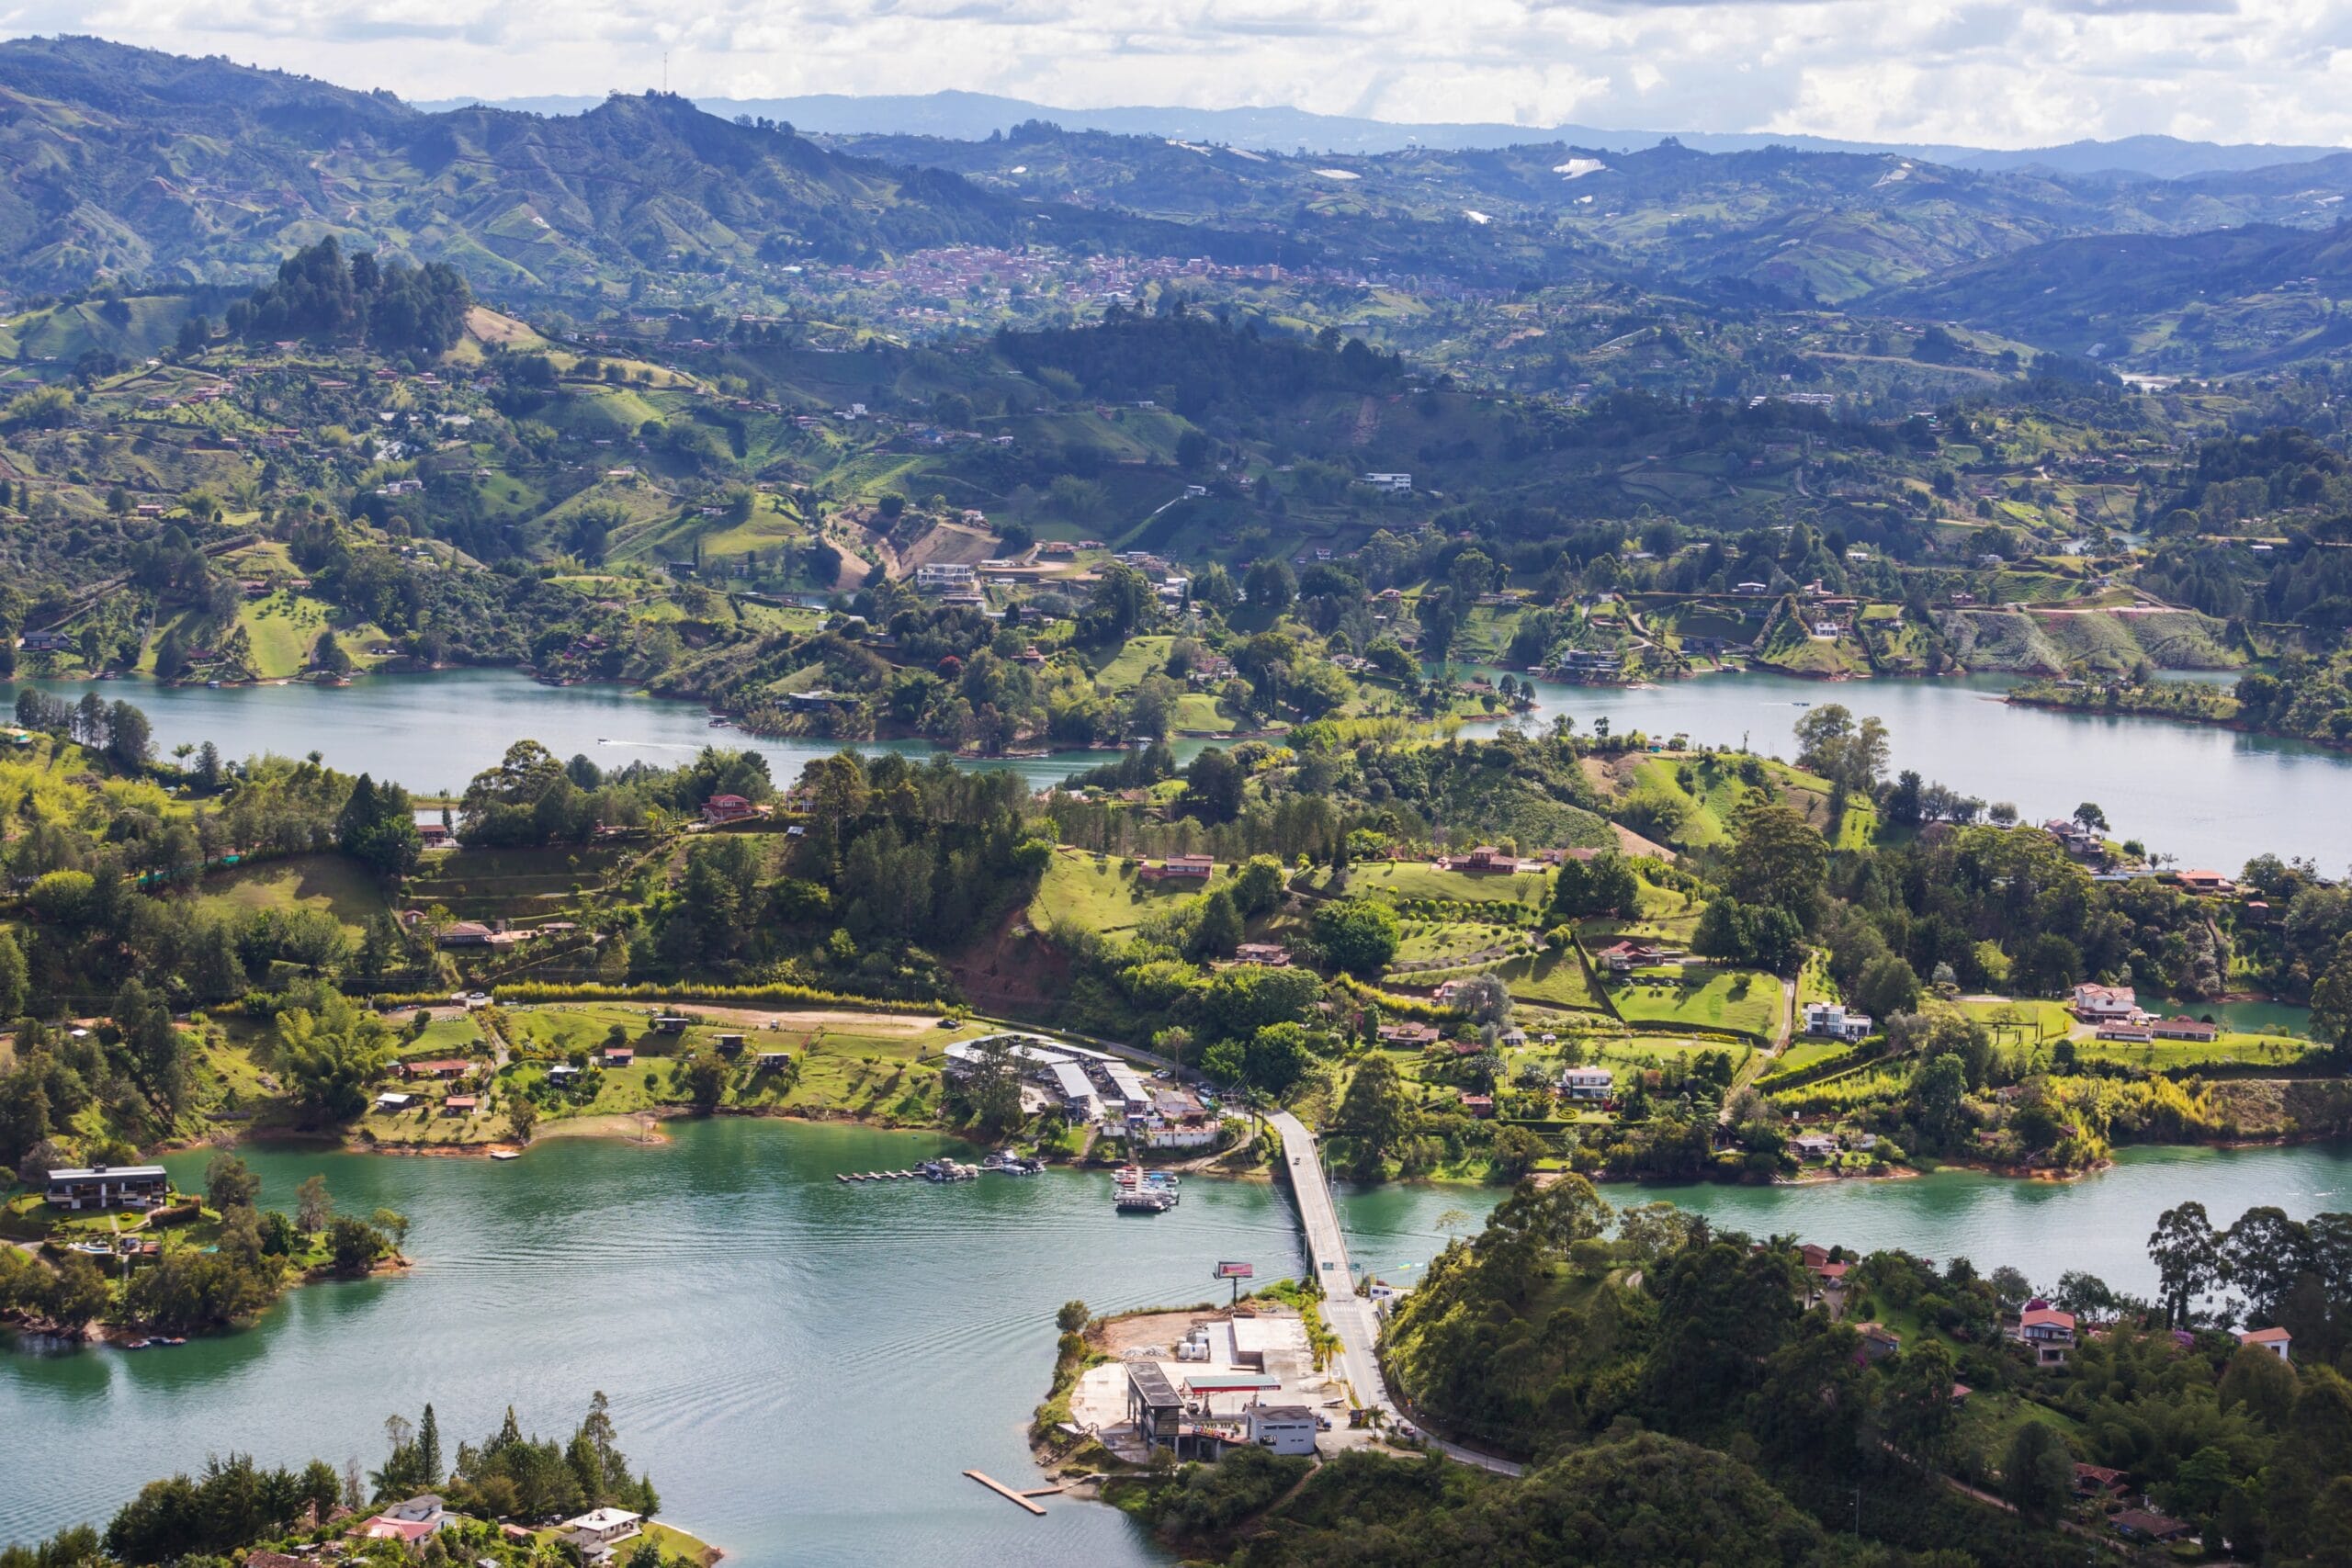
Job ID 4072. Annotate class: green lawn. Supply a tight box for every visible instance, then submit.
[1958,998,2075,1047]
[1768,1039,1855,1077]
[2075,1032,2327,1072]
[1608,966,1780,1038]
[1027,850,1225,936]
[193,853,390,937]
[1394,919,1527,967]
[1493,950,1603,1011]
[1093,636,1176,693]
[1307,861,1551,908]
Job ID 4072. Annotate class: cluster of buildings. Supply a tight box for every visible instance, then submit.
[943,1033,1224,1149]
[340,1493,648,1565]
[2067,984,2220,1043]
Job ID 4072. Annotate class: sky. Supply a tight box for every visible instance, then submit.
[6,0,2352,149]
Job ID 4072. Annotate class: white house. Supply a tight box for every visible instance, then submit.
[1359,472,1412,493]
[915,562,977,592]
[1560,1067,1614,1102]
[2236,1325,2290,1361]
[1243,1404,1319,1456]
[2070,983,2138,1021]
[1802,1003,1873,1043]
[560,1509,643,1564]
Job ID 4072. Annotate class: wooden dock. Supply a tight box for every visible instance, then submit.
[964,1471,1047,1515]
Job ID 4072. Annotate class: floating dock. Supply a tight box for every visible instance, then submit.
[964,1471,1047,1515]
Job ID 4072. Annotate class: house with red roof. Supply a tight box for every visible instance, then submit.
[701,793,760,825]
[2009,1303,2078,1365]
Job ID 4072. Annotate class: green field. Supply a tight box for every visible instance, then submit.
[193,853,390,936]
[1093,636,1176,693]
[1027,850,1227,936]
[1607,966,1781,1038]
[1492,950,1603,1011]
[2075,1032,2326,1072]
[1309,860,1551,908]
[1959,998,2075,1047]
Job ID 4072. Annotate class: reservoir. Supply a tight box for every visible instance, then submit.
[3,1122,2345,1564]
[5,665,2350,870]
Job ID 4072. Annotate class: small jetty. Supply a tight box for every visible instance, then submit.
[964,1471,1052,1515]
[840,1155,1049,1188]
[1111,1163,1180,1213]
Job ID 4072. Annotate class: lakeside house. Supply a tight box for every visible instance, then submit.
[602,1046,636,1067]
[354,1495,449,1549]
[418,822,451,847]
[2152,1016,2219,1042]
[1140,853,1215,882]
[1853,1322,1901,1362]
[700,793,761,826]
[399,1058,473,1080]
[2069,983,2137,1021]
[1377,1021,1441,1048]
[44,1164,170,1211]
[2096,1020,2155,1043]
[1233,942,1293,966]
[560,1508,643,1564]
[2011,1303,2077,1365]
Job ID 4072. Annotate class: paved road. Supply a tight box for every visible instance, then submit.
[1268,1110,1523,1477]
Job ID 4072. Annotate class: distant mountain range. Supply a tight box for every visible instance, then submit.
[8,35,2352,371]
[411,88,2346,180]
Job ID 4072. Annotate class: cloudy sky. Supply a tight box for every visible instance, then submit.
[9,0,2352,148]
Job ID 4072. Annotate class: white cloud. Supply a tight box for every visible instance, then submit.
[6,0,2349,147]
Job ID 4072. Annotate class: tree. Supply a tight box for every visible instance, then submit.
[205,1154,260,1213]
[1451,973,1512,1026]
[1243,558,1295,615]
[1188,887,1245,960]
[1333,1054,1413,1179]
[1231,854,1286,917]
[276,993,394,1125]
[1723,803,1828,925]
[682,1050,728,1114]
[2002,1420,2074,1520]
[2150,1201,2222,1327]
[507,1095,538,1145]
[295,1174,334,1235]
[2222,1205,2309,1325]
[2312,933,2352,1068]
[1552,852,1638,919]
[1182,748,1246,825]
[1314,898,1400,976]
[1854,953,1921,1019]
[328,1215,384,1273]
[2073,801,2109,834]
[337,773,423,880]
[1883,1338,1959,1465]
[416,1403,443,1487]
[1056,1300,1090,1333]
[371,1208,412,1252]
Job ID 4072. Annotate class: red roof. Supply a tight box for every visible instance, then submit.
[2240,1325,2290,1344]
[708,794,752,808]
[356,1517,436,1543]
[2020,1306,2076,1331]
